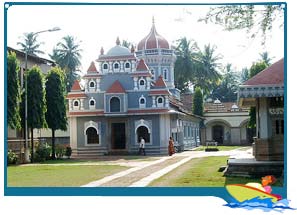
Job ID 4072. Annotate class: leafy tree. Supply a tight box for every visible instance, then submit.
[27,66,47,162]
[198,5,284,44]
[50,35,82,92]
[248,61,268,128]
[45,67,68,159]
[174,37,199,92]
[210,63,239,102]
[17,32,44,56]
[195,44,222,95]
[7,51,21,129]
[192,87,203,116]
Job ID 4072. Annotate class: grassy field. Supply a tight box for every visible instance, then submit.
[149,156,283,187]
[7,164,128,187]
[194,146,249,151]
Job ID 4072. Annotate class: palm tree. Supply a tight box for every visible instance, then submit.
[174,37,199,92]
[259,51,273,66]
[17,32,44,56]
[195,44,222,96]
[50,36,82,92]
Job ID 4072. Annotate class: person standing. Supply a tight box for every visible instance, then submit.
[139,137,146,156]
[168,137,175,156]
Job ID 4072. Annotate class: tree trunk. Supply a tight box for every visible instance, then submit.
[30,127,34,163]
[51,129,56,160]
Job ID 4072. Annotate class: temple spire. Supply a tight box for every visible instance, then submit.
[100,47,104,55]
[116,37,120,45]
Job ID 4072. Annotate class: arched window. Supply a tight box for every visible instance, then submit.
[89,81,95,89]
[157,96,164,107]
[137,126,150,143]
[103,63,108,70]
[86,127,99,144]
[73,100,80,110]
[139,96,146,108]
[139,78,146,90]
[110,97,121,112]
[89,98,96,109]
[125,62,130,68]
[114,63,119,69]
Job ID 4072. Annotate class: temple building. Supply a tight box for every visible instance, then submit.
[67,21,202,156]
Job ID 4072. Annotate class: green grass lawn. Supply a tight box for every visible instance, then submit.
[149,156,283,187]
[8,164,128,187]
[194,146,248,151]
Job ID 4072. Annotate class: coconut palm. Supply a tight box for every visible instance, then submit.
[195,44,222,96]
[17,32,44,56]
[50,35,82,92]
[174,37,199,92]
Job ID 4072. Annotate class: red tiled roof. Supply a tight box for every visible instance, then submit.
[243,58,284,86]
[149,90,170,95]
[66,93,87,99]
[71,80,82,91]
[87,61,98,73]
[136,59,149,71]
[106,80,126,93]
[154,75,167,88]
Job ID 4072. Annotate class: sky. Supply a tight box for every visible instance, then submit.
[7,4,284,75]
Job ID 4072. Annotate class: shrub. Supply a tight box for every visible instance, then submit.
[65,146,72,159]
[35,143,51,162]
[56,144,66,159]
[7,150,18,165]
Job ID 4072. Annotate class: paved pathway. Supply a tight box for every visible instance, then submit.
[81,147,253,187]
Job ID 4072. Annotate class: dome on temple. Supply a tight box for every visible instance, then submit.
[137,18,169,50]
[105,37,132,56]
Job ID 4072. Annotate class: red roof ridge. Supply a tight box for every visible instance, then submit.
[243,58,284,86]
[136,59,149,71]
[154,75,167,88]
[87,61,98,73]
[106,80,126,93]
[71,80,82,91]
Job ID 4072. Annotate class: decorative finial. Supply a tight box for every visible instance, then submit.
[152,16,155,24]
[116,37,120,45]
[100,47,104,55]
[131,45,135,53]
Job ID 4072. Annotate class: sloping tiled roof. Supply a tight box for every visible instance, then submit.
[154,75,167,88]
[149,90,170,95]
[71,80,82,91]
[87,61,98,73]
[243,58,284,86]
[106,80,125,93]
[136,59,149,71]
[66,93,87,99]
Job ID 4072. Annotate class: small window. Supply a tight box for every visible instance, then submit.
[140,80,145,86]
[158,97,163,104]
[103,64,108,70]
[74,101,79,106]
[150,69,155,80]
[163,69,168,80]
[125,62,130,68]
[110,97,121,112]
[90,100,95,106]
[89,81,95,88]
[140,98,145,104]
[114,63,119,69]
